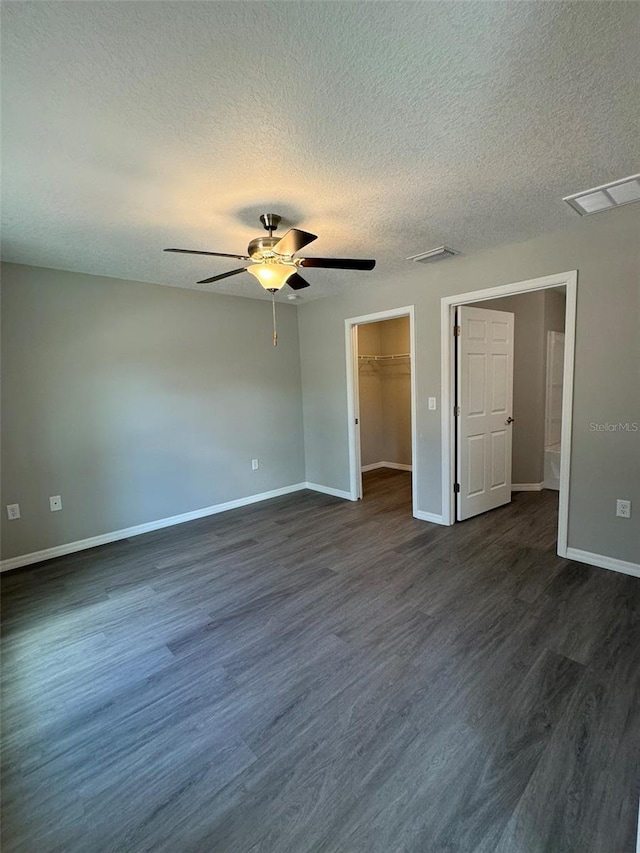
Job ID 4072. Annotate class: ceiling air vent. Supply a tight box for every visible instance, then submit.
[563,174,640,216]
[407,246,459,264]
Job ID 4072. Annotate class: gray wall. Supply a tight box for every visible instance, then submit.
[380,318,411,467]
[1,263,305,560]
[464,290,566,484]
[542,289,567,451]
[544,289,567,335]
[479,291,548,485]
[357,322,384,466]
[298,205,640,564]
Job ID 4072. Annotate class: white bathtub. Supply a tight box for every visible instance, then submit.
[544,442,561,490]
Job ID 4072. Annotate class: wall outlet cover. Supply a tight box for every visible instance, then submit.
[7,504,21,520]
[50,495,63,512]
[616,499,631,519]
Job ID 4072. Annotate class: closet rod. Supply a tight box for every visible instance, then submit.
[357,353,410,361]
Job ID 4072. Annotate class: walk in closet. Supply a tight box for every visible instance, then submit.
[357,317,412,478]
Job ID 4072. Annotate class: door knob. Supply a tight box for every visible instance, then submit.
[505,416,515,424]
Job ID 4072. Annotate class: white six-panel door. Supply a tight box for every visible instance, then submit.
[456,306,515,521]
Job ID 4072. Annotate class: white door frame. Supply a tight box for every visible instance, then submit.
[345,305,417,514]
[441,271,577,557]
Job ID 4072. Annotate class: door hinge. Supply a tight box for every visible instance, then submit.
[454,325,461,336]
[454,483,460,493]
[454,406,460,416]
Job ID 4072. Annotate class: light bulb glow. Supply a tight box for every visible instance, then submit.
[247,263,296,291]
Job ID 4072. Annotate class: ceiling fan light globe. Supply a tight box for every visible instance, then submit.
[247,263,296,291]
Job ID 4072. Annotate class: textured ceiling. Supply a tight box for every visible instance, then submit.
[1,1,639,301]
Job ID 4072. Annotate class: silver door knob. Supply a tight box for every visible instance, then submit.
[505,416,515,424]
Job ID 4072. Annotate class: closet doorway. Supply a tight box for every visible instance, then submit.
[345,306,417,513]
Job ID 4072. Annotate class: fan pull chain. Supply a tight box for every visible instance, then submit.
[271,291,278,347]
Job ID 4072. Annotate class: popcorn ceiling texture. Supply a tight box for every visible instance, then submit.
[1,1,638,300]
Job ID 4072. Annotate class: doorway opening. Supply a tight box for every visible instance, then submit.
[345,306,417,515]
[441,271,577,557]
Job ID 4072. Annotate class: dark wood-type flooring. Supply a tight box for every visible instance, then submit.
[1,470,639,852]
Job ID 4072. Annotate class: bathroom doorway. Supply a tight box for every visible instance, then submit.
[441,271,577,558]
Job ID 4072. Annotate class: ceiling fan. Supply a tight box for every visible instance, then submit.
[164,213,376,294]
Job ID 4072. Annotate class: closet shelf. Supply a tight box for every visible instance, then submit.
[357,353,410,361]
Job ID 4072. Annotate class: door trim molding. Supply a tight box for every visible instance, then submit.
[345,306,417,516]
[440,270,578,559]
[414,509,447,525]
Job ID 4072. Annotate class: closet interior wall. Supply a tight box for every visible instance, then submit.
[358,317,412,470]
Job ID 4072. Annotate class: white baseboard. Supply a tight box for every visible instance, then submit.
[304,482,354,501]
[383,462,412,472]
[0,483,308,573]
[413,509,447,525]
[511,482,544,492]
[7,483,634,583]
[566,547,640,579]
[361,462,412,473]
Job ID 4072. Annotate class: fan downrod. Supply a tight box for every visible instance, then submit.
[259,213,281,234]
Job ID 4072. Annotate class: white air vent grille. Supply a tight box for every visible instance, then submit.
[407,246,459,263]
[563,174,640,216]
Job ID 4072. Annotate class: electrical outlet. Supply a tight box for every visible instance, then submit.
[616,499,631,519]
[6,503,21,520]
[251,459,259,471]
[49,495,62,512]
[428,397,437,411]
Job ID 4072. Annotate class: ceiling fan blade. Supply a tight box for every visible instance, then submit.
[287,273,311,290]
[299,257,376,270]
[273,228,317,256]
[197,268,247,284]
[165,248,250,260]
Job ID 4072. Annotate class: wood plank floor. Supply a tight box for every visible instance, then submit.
[1,469,639,852]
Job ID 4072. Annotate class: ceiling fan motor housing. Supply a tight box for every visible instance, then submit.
[248,235,285,260]
[251,214,289,259]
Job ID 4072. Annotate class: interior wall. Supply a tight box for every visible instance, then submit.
[460,292,567,488]
[298,205,640,564]
[544,289,567,335]
[380,317,411,466]
[543,290,567,453]
[357,322,384,466]
[479,289,566,484]
[0,263,305,561]
[478,291,548,485]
